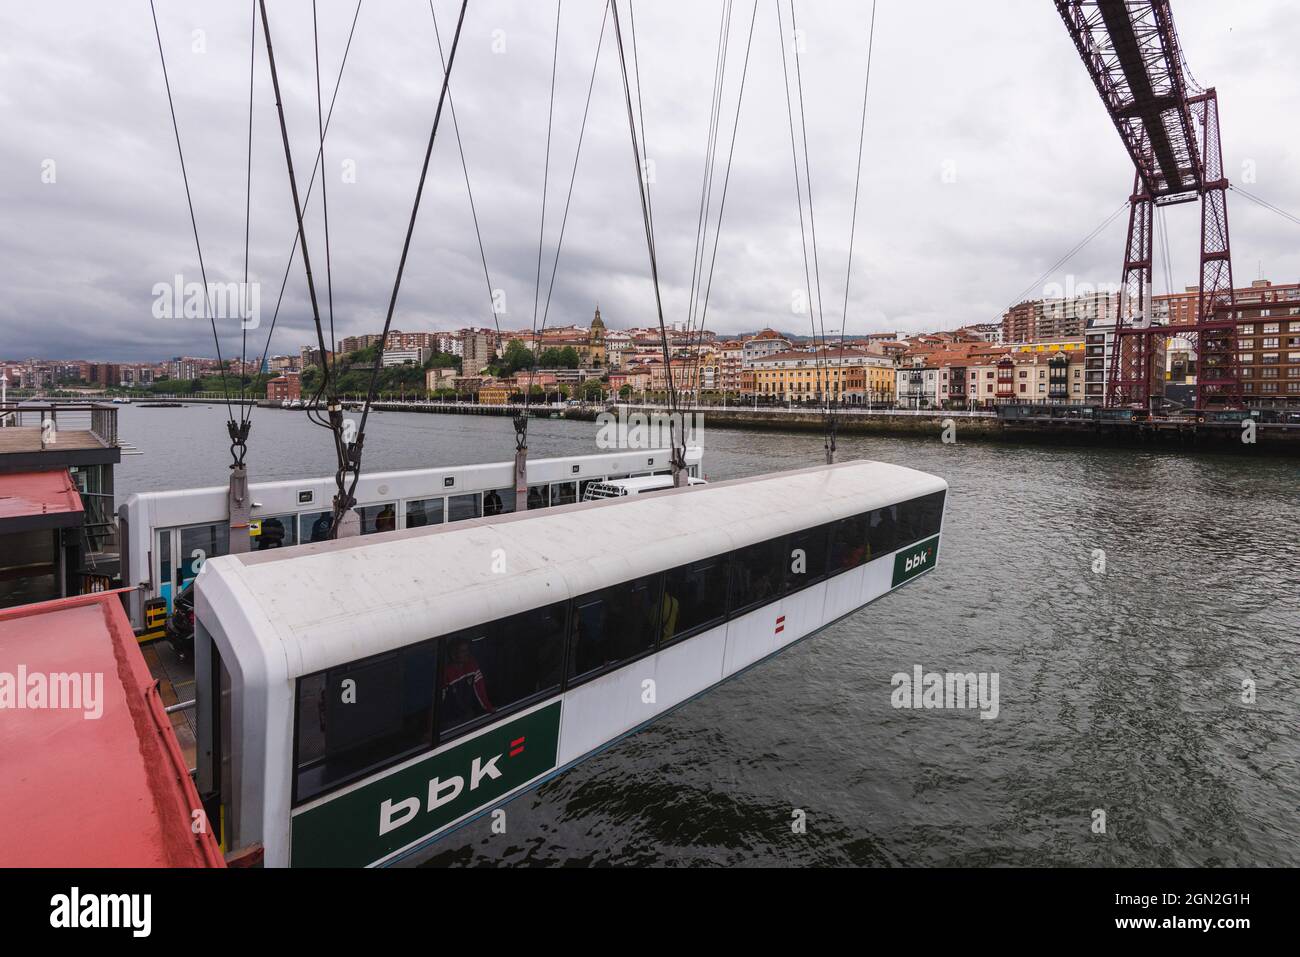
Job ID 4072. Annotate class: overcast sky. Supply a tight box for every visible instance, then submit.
[2,0,1298,362]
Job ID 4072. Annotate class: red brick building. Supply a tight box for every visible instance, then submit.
[267,371,301,402]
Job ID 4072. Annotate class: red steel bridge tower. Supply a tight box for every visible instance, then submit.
[1056,0,1239,411]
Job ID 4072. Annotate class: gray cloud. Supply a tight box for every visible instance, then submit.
[2,0,1298,362]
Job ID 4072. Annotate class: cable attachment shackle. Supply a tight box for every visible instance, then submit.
[226,418,251,468]
[513,414,529,453]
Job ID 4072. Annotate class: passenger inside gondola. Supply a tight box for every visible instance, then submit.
[256,517,286,549]
[440,638,493,727]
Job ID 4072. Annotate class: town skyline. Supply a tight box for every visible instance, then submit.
[4,2,1300,362]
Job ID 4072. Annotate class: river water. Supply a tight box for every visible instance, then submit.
[115,402,1300,866]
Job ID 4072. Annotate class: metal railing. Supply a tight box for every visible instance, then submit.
[0,402,119,447]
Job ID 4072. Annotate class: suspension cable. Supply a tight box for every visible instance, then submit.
[789,1,831,418]
[996,200,1129,322]
[428,0,508,422]
[257,0,350,529]
[687,0,731,333]
[682,0,733,390]
[776,0,826,414]
[429,0,501,345]
[1230,183,1300,229]
[537,4,612,338]
[611,0,683,469]
[628,3,657,258]
[526,2,563,411]
[691,2,759,362]
[684,0,759,409]
[313,1,338,378]
[237,0,256,442]
[831,0,877,448]
[147,0,239,460]
[250,0,363,435]
[344,0,470,531]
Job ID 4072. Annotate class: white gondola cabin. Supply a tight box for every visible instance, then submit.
[193,459,947,867]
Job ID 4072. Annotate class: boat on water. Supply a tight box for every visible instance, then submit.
[193,459,947,866]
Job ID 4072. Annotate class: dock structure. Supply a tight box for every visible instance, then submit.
[0,403,123,607]
[0,401,120,465]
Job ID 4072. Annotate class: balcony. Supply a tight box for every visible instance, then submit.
[0,403,120,458]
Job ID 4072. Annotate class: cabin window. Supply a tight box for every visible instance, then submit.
[438,603,566,741]
[178,523,229,591]
[661,557,728,643]
[252,514,297,550]
[405,497,445,528]
[551,481,578,506]
[897,491,946,548]
[294,641,437,803]
[300,510,335,543]
[482,487,516,516]
[158,530,172,594]
[830,514,871,571]
[785,523,832,592]
[527,484,551,510]
[447,493,482,523]
[728,537,787,614]
[867,505,903,557]
[358,502,398,535]
[569,574,663,683]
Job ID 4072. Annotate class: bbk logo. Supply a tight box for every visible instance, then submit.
[892,536,939,587]
[903,549,929,573]
[289,702,560,866]
[377,737,526,836]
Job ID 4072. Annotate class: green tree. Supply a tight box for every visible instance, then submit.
[424,351,461,375]
[538,346,581,369]
[499,340,534,375]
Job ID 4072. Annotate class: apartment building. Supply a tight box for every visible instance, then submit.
[1233,300,1300,407]
[381,347,430,367]
[1003,291,1119,343]
[461,332,495,375]
[1154,278,1300,326]
[741,329,793,365]
[746,348,893,404]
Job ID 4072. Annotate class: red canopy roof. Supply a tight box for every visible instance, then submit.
[0,468,83,530]
[0,592,225,867]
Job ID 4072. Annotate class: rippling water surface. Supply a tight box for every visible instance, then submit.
[116,404,1300,866]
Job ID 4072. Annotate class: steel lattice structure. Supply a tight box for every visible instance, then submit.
[1056,0,1239,410]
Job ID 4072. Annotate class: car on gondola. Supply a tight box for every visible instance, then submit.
[165,579,196,658]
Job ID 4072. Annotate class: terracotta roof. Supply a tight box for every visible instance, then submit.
[754,347,886,363]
